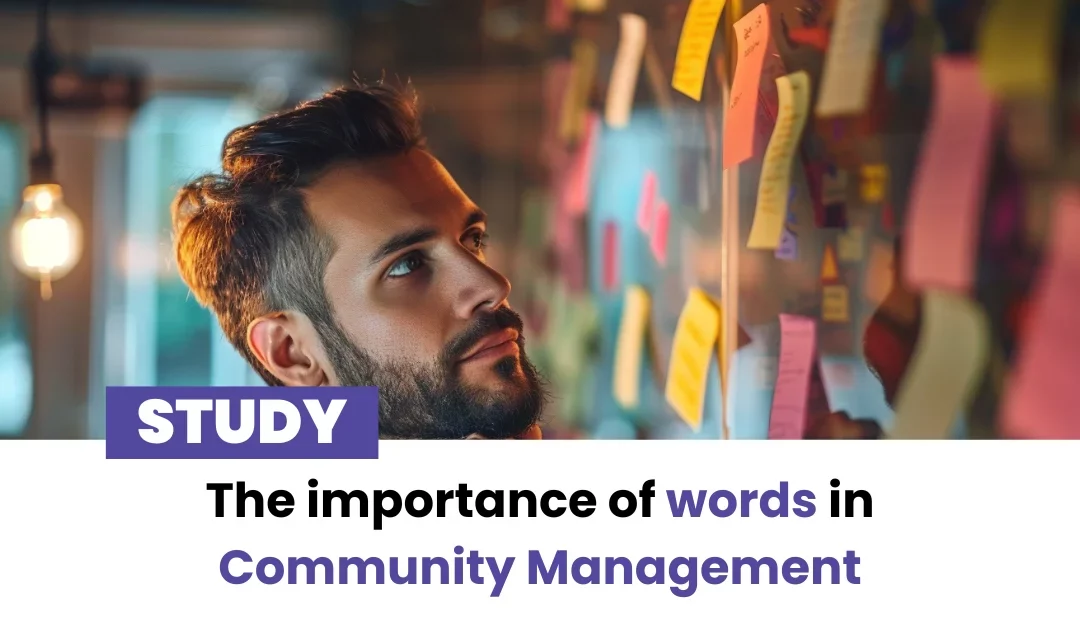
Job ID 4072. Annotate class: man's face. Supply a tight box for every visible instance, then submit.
[300,150,544,439]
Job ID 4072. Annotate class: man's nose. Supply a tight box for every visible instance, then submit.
[451,251,512,320]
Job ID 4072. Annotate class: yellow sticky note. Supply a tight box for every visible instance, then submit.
[820,244,839,281]
[665,288,721,430]
[977,0,1063,99]
[837,227,865,261]
[574,0,607,12]
[672,0,728,101]
[816,0,889,117]
[822,285,850,322]
[860,164,888,203]
[891,291,990,439]
[613,286,651,410]
[559,39,599,144]
[605,14,648,128]
[747,70,811,249]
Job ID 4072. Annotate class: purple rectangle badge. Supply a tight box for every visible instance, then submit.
[106,387,379,459]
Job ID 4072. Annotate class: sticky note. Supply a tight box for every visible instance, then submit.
[815,0,889,117]
[860,164,888,203]
[747,70,811,249]
[574,0,606,11]
[650,199,670,265]
[769,314,817,439]
[1002,187,1080,438]
[636,170,657,232]
[722,3,771,169]
[561,114,599,216]
[904,57,997,293]
[546,0,570,30]
[977,0,1063,99]
[837,227,864,261]
[613,285,651,410]
[776,227,798,260]
[820,244,839,281]
[822,285,850,323]
[559,39,599,144]
[891,291,990,439]
[864,240,894,306]
[672,0,728,101]
[606,13,648,128]
[665,288,722,429]
[602,221,619,291]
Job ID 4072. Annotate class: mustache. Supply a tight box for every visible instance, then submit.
[440,307,525,367]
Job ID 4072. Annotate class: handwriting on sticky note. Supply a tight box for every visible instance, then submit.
[748,71,811,249]
[665,288,721,429]
[1002,187,1080,438]
[837,226,864,261]
[672,0,728,101]
[891,290,990,439]
[606,13,648,127]
[650,199,671,265]
[723,3,771,169]
[815,0,888,117]
[822,285,850,322]
[613,285,651,410]
[820,244,839,281]
[559,39,599,144]
[636,170,657,232]
[905,57,997,293]
[977,0,1063,99]
[860,164,888,203]
[769,314,817,439]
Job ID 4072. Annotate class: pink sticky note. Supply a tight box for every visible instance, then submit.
[636,170,657,232]
[602,221,619,291]
[562,113,599,216]
[723,3,772,170]
[1002,187,1080,438]
[769,314,817,439]
[650,199,670,265]
[904,57,997,293]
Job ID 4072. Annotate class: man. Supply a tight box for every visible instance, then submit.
[171,83,545,440]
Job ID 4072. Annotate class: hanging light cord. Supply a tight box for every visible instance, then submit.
[30,0,54,184]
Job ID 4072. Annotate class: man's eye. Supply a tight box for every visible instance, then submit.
[465,231,489,253]
[387,252,427,278]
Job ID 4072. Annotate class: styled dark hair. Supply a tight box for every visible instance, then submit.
[171,83,426,384]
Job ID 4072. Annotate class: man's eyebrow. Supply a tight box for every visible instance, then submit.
[464,209,487,228]
[369,227,439,266]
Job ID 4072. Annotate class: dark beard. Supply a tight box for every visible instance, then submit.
[317,307,546,439]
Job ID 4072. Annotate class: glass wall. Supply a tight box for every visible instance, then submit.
[0,122,32,436]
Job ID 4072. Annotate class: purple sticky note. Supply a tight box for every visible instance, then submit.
[776,227,798,260]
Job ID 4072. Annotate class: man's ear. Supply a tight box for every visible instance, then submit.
[247,313,328,386]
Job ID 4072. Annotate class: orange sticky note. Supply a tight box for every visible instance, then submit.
[722,3,771,169]
[822,285,850,323]
[1002,187,1080,438]
[820,244,839,281]
[650,199,670,265]
[672,0,728,101]
[665,288,722,429]
[904,57,997,293]
[769,314,817,439]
